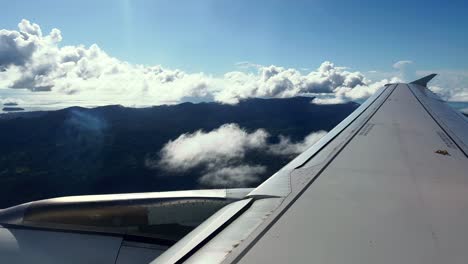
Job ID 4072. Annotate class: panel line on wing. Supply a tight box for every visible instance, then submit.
[248,82,391,198]
[406,84,468,158]
[227,84,399,263]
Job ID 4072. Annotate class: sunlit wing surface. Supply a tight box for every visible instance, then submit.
[154,75,468,263]
[1,75,467,263]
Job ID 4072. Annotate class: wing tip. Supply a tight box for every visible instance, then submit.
[410,74,437,87]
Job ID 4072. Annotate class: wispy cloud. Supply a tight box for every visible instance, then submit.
[268,131,328,156]
[393,60,413,70]
[198,165,266,188]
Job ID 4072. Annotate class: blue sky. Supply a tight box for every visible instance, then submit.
[1,0,467,74]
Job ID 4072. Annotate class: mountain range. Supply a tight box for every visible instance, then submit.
[0,97,360,208]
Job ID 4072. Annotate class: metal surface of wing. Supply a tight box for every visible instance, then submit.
[154,76,468,263]
[0,189,253,263]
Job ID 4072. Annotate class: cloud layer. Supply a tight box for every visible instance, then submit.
[214,62,369,104]
[157,123,326,187]
[3,19,452,108]
[1,19,466,113]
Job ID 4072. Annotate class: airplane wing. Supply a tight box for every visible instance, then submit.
[153,75,468,263]
[1,75,467,263]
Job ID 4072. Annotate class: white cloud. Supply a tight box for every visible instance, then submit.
[158,123,269,187]
[268,131,327,156]
[392,60,416,82]
[0,19,214,105]
[429,85,468,102]
[18,19,43,37]
[312,78,398,104]
[0,19,466,110]
[416,70,468,102]
[198,165,266,188]
[158,124,269,171]
[235,61,262,69]
[0,19,384,107]
[0,97,23,105]
[393,60,413,70]
[157,123,328,187]
[216,62,366,104]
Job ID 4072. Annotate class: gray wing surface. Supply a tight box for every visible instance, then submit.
[154,75,468,263]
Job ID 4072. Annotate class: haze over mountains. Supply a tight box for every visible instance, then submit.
[0,97,358,208]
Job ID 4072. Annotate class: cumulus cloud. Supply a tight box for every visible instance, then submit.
[312,78,398,104]
[415,70,468,102]
[158,124,269,187]
[0,22,38,67]
[0,19,212,104]
[429,85,468,102]
[1,19,465,109]
[156,123,327,187]
[159,124,268,171]
[216,62,366,104]
[0,19,394,107]
[392,60,416,82]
